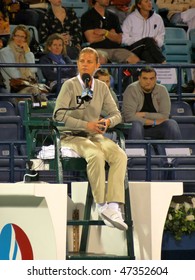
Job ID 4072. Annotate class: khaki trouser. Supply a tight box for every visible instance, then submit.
[61,134,127,204]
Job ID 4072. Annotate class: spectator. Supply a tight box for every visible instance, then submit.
[122,0,166,63]
[0,10,10,36]
[0,1,10,46]
[122,67,182,140]
[156,0,195,37]
[107,0,132,26]
[53,47,128,231]
[39,33,76,93]
[81,0,140,64]
[94,68,119,117]
[39,0,82,60]
[0,24,37,94]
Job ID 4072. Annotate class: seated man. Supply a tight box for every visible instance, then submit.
[53,47,128,231]
[122,66,182,140]
[81,0,140,64]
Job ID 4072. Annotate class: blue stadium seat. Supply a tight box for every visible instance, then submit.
[164,27,192,63]
[170,100,193,116]
[0,101,17,116]
[61,1,89,18]
[0,115,26,182]
[170,101,195,140]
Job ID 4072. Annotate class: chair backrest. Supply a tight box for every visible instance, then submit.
[170,101,195,140]
[165,27,188,40]
[0,116,22,141]
[170,101,193,116]
[164,27,192,63]
[164,42,192,63]
[0,115,25,182]
[0,158,25,182]
[61,1,89,18]
[0,101,17,116]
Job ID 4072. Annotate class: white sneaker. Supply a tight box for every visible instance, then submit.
[98,205,114,228]
[100,207,128,231]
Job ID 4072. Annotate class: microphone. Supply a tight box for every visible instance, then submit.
[81,73,93,102]
[82,73,91,87]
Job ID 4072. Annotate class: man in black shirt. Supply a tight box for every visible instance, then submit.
[81,0,140,64]
[122,67,182,140]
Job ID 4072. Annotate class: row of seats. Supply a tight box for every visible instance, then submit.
[1,99,195,184]
[126,141,195,183]
[0,101,26,182]
[1,99,195,139]
[9,25,194,64]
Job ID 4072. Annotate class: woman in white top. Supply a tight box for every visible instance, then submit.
[122,0,166,63]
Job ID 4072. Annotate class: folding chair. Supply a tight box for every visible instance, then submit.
[24,99,135,260]
[170,101,195,140]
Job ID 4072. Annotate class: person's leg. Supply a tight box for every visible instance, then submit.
[144,119,182,140]
[60,134,128,230]
[104,48,140,64]
[127,121,144,139]
[141,37,166,63]
[125,38,165,63]
[94,135,127,204]
[60,135,107,204]
[92,134,128,230]
[170,13,184,25]
[162,119,182,139]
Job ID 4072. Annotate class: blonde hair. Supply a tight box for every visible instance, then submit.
[78,47,99,64]
[10,24,31,45]
[44,33,67,55]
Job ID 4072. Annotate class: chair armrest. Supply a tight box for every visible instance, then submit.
[114,123,132,130]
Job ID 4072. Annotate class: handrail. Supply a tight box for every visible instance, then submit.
[0,62,195,101]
